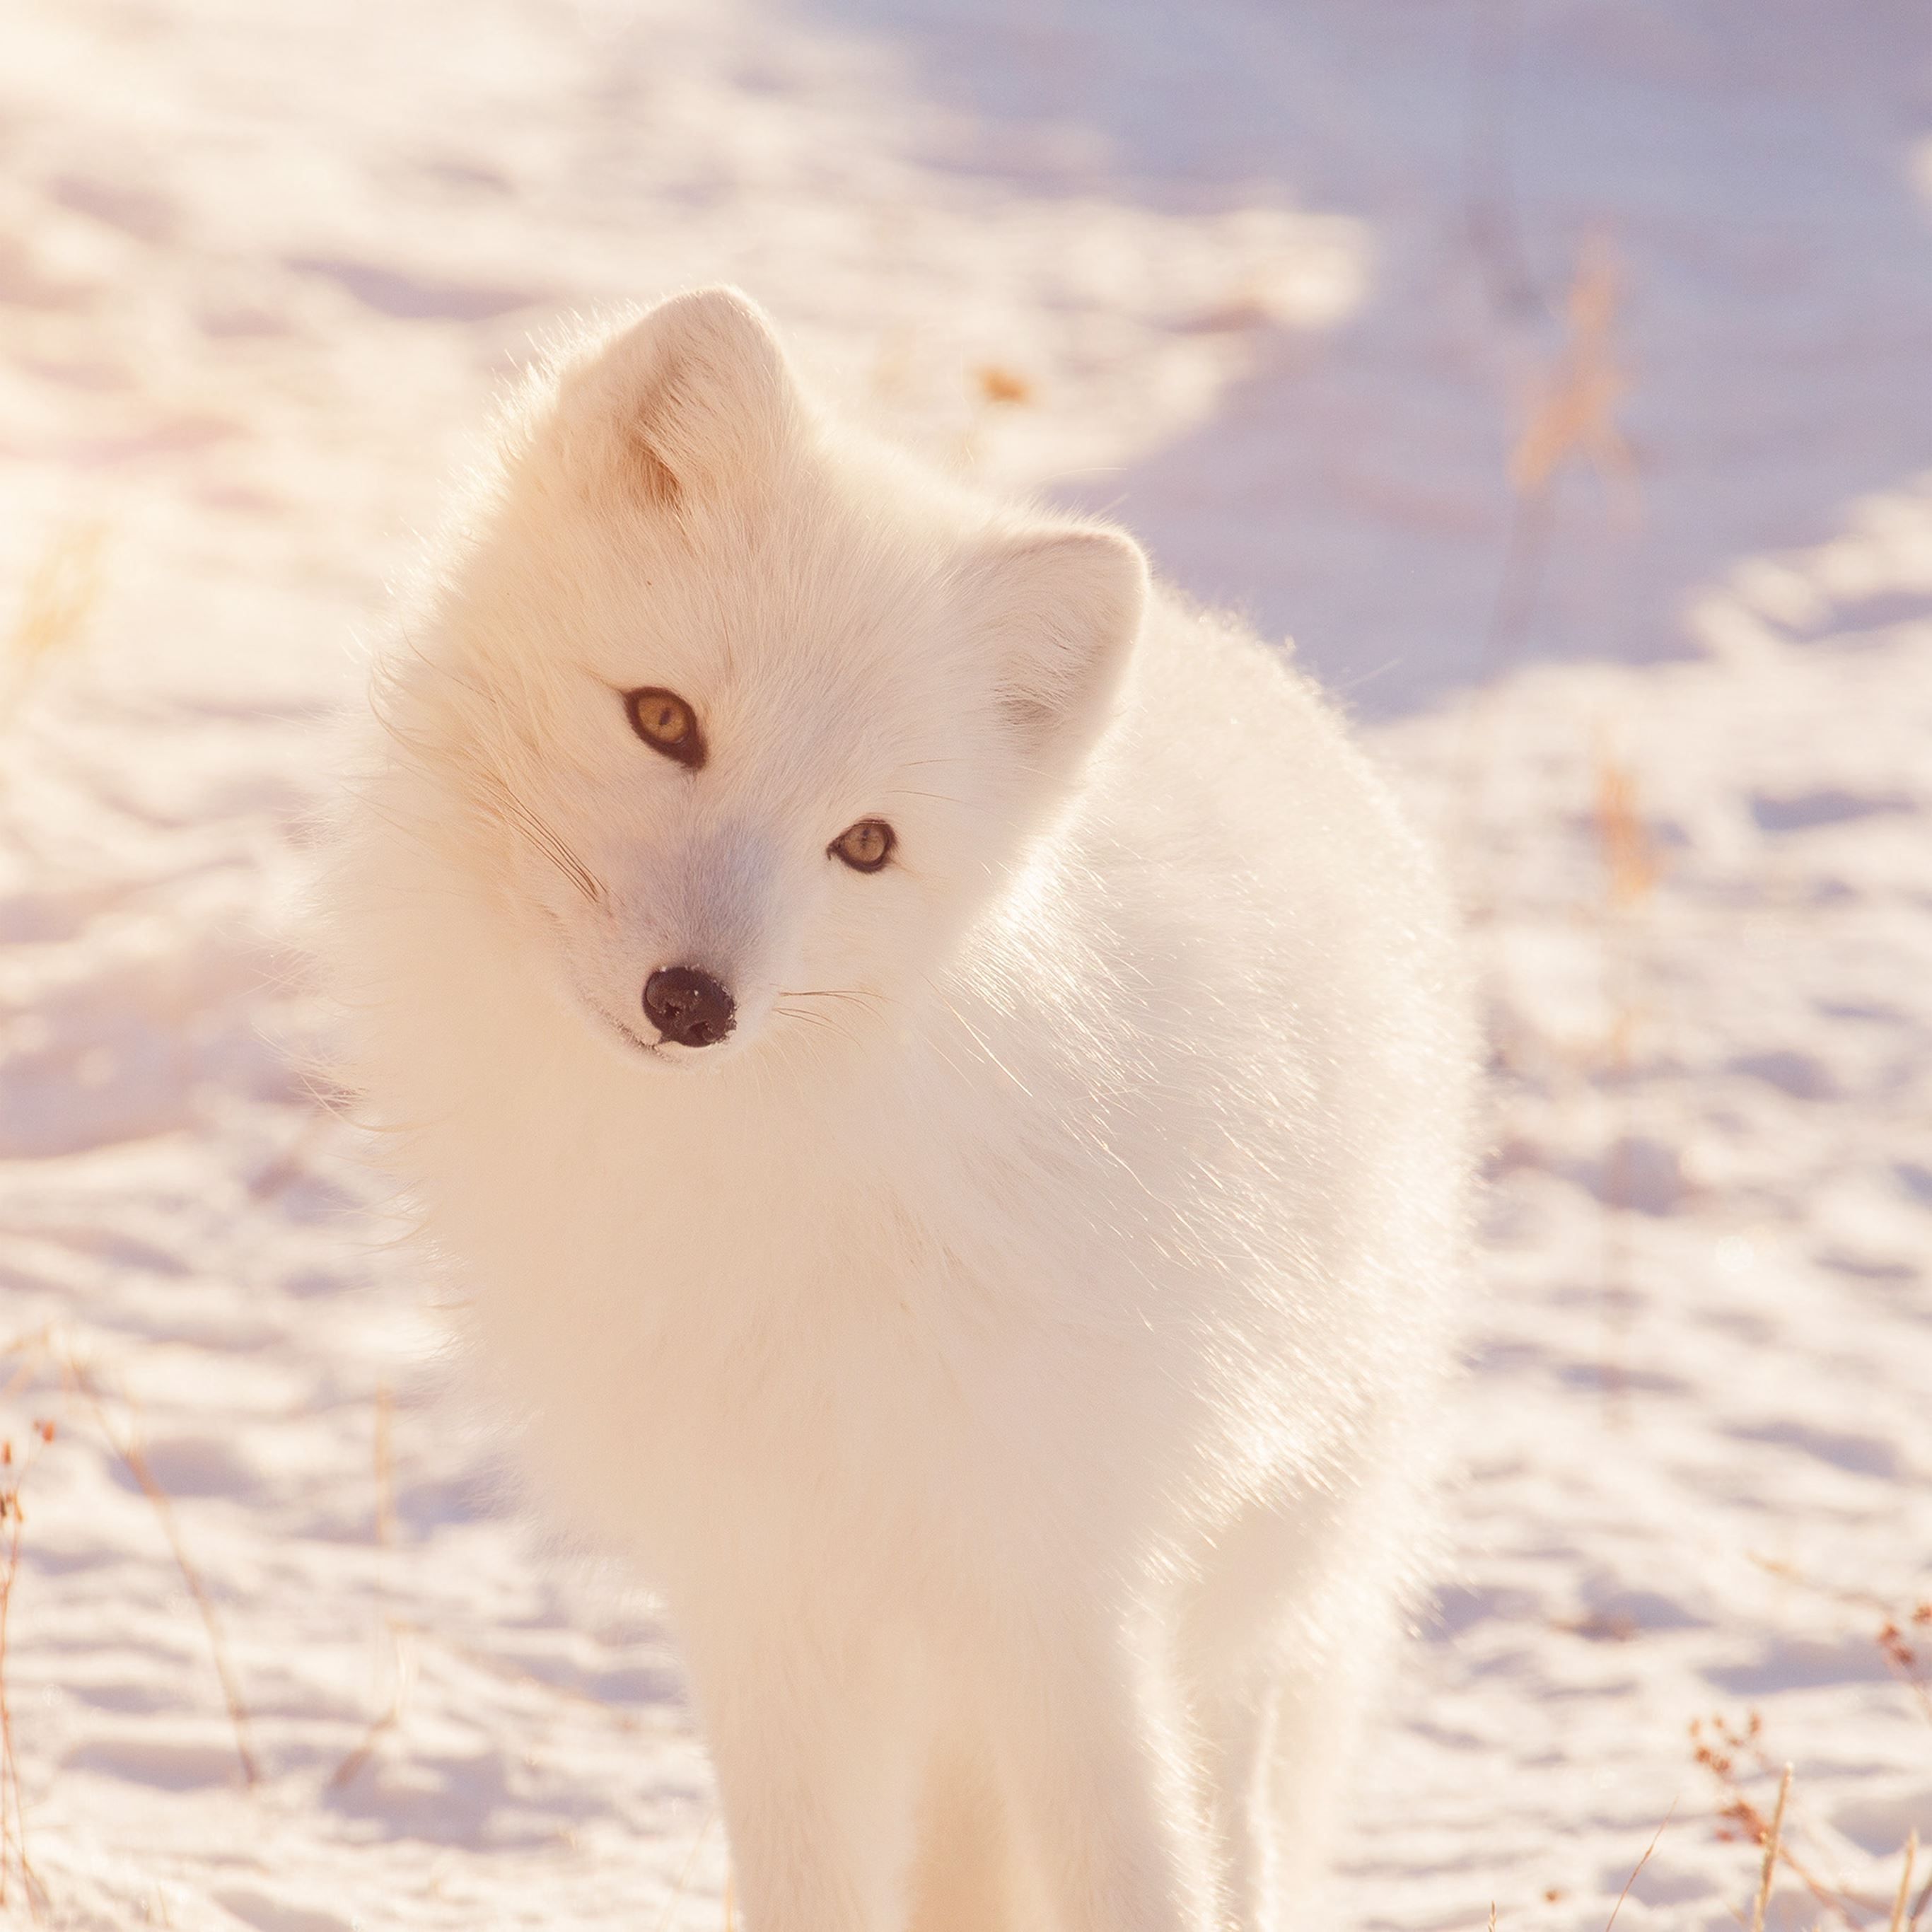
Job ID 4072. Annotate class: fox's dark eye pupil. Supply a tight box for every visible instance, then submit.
[625,687,704,769]
[832,819,895,873]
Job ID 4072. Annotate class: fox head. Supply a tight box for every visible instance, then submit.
[383,287,1147,1069]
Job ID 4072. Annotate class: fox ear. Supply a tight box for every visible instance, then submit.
[965,522,1149,776]
[561,286,800,508]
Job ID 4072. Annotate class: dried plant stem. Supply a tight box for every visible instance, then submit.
[0,1337,54,1922]
[0,1332,54,1407]
[246,1106,332,1200]
[1590,733,1658,1424]
[64,1358,259,1787]
[1604,1798,1675,1932]
[0,1436,49,1923]
[653,1810,716,1932]
[1462,0,1541,322]
[1452,233,1633,933]
[374,1382,396,1549]
[4,523,105,716]
[1696,1709,1911,1927]
[0,1533,25,1918]
[0,1492,22,1916]
[1878,1613,1932,1728]
[1752,1764,1792,1932]
[329,1619,417,1790]
[1891,1832,1918,1932]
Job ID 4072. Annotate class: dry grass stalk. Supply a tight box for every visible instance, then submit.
[62,1354,260,1787]
[332,1591,666,1790]
[1593,743,1659,913]
[328,1619,417,1791]
[1588,733,1659,1419]
[1603,1798,1674,1931]
[1461,0,1539,322]
[952,359,1039,473]
[409,1616,642,1726]
[0,1332,54,1408]
[374,1382,396,1549]
[974,364,1033,407]
[1455,234,1640,930]
[1508,233,1635,509]
[651,1809,716,1932]
[1693,1718,1866,1929]
[1751,1764,1791,1932]
[1477,230,1636,702]
[1912,1861,1932,1932]
[0,1422,54,1922]
[245,1107,334,1200]
[1877,1606,1932,1926]
[4,523,105,713]
[1878,1605,1932,1728]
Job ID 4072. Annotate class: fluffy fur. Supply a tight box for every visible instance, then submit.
[322,287,1474,1931]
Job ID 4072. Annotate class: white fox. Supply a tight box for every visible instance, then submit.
[323,287,1473,1932]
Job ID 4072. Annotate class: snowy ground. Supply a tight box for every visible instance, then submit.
[1,1,1929,1927]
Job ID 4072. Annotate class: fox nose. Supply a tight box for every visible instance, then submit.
[643,966,736,1047]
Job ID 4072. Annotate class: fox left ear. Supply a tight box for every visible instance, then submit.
[558,286,801,511]
[965,522,1149,777]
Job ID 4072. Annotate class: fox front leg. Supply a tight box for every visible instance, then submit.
[998,1612,1221,1932]
[678,1612,916,1932]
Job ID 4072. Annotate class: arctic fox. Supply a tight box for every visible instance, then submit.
[325,288,1472,1931]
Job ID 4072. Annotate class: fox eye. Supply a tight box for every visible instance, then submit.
[624,687,704,769]
[830,819,895,873]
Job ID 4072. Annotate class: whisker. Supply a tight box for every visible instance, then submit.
[377,634,609,906]
[473,768,607,903]
[776,991,884,1025]
[507,804,602,902]
[777,988,883,1008]
[774,1006,857,1044]
[506,796,603,901]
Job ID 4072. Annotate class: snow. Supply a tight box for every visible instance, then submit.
[1,1,1928,1927]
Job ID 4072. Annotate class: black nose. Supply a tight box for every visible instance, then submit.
[643,966,736,1047]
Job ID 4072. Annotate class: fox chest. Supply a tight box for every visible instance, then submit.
[458,1160,1156,1565]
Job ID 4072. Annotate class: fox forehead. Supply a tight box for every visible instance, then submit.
[542,502,974,800]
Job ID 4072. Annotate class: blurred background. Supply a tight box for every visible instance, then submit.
[1,3,1928,1928]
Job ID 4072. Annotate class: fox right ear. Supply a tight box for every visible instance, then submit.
[559,287,801,510]
[963,520,1148,782]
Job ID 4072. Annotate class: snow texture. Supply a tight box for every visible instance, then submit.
[0,1,1928,1928]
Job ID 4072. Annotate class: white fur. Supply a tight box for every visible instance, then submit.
[321,287,1474,1931]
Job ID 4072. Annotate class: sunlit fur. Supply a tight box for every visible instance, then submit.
[322,287,1475,1932]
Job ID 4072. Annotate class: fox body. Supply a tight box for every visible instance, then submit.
[325,289,1473,1931]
